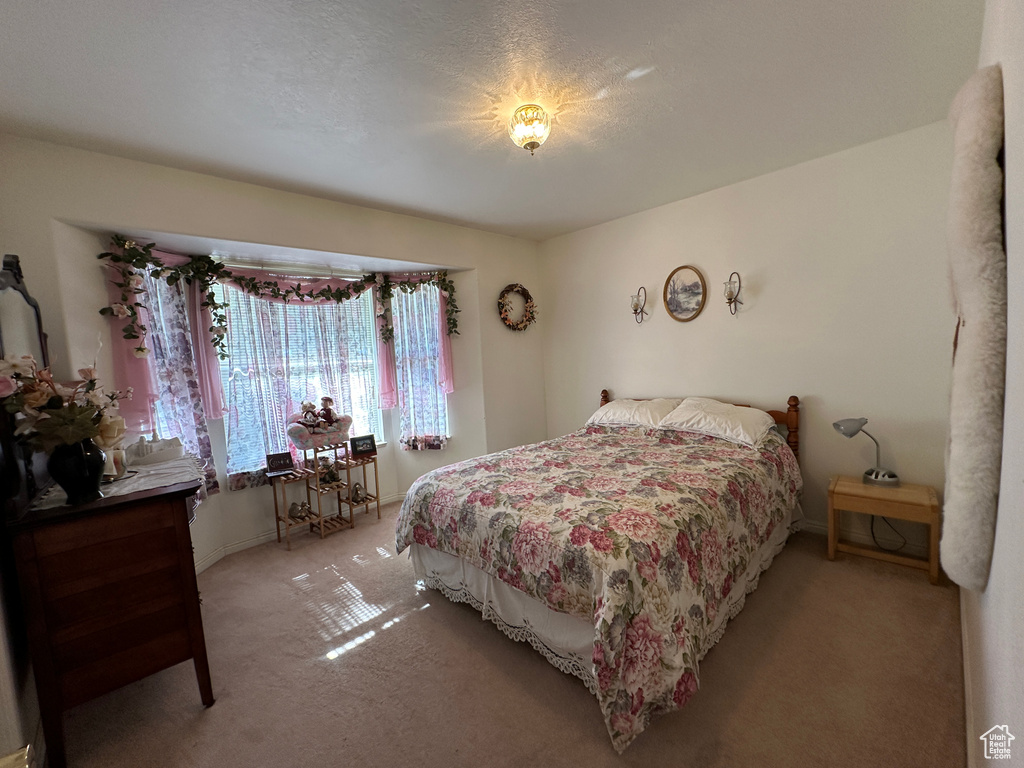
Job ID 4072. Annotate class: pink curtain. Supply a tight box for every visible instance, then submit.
[106,249,227,428]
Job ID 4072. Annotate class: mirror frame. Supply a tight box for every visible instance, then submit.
[0,254,49,366]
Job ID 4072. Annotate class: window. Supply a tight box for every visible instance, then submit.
[392,283,450,449]
[140,271,220,492]
[214,283,382,478]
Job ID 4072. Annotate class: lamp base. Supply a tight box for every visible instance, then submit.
[863,467,900,487]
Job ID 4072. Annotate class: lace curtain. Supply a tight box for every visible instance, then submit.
[216,284,382,489]
[392,283,450,450]
[141,271,220,493]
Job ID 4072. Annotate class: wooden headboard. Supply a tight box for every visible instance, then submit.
[599,389,801,462]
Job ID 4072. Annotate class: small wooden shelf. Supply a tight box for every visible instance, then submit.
[272,442,379,550]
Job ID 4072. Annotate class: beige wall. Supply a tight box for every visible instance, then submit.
[0,133,548,756]
[962,2,1024,765]
[539,121,956,551]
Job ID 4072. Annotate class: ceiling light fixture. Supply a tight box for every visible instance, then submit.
[509,104,551,155]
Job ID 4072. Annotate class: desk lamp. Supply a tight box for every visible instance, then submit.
[833,417,900,487]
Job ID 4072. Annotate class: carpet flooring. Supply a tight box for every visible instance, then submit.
[63,502,965,767]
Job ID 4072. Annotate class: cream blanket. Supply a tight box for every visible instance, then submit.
[941,64,1006,592]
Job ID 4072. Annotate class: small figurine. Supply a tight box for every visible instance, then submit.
[320,396,339,427]
[288,501,312,520]
[299,401,321,431]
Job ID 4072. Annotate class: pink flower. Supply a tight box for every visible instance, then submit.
[512,520,551,575]
[672,671,698,707]
[428,487,456,527]
[412,525,430,546]
[499,478,536,497]
[0,376,16,398]
[637,560,658,582]
[77,366,98,381]
[584,475,622,493]
[701,528,723,576]
[111,303,131,318]
[687,553,700,584]
[620,613,665,689]
[547,582,567,605]
[607,508,660,541]
[610,712,636,736]
[590,530,614,553]
[569,525,591,546]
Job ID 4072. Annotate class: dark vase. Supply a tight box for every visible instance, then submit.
[47,439,106,506]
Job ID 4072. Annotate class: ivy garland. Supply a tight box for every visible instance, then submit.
[98,235,459,359]
[497,283,537,331]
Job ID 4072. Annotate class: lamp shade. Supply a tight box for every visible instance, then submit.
[509,104,551,154]
[833,417,868,437]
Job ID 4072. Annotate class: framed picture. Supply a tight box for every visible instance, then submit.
[349,434,377,457]
[663,265,707,322]
[265,451,295,477]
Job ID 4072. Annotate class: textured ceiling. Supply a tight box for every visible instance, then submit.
[0,0,983,241]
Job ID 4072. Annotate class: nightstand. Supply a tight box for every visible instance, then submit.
[827,475,941,584]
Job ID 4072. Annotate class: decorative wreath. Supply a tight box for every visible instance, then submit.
[498,283,537,331]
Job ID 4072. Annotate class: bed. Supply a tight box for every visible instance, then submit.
[395,390,803,752]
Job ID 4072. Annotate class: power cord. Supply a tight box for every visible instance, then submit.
[871,515,907,552]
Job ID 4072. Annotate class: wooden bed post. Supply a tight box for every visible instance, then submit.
[785,396,800,462]
[600,389,612,407]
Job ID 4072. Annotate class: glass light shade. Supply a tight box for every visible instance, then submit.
[509,104,551,154]
[723,281,737,301]
[631,294,642,312]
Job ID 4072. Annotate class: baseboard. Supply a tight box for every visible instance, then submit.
[961,588,977,768]
[194,492,405,574]
[800,519,929,559]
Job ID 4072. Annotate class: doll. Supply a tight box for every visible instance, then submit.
[299,401,321,431]
[320,396,339,427]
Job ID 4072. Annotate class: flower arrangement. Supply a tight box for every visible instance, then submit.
[0,355,130,454]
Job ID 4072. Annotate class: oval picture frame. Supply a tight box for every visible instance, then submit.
[663,265,707,322]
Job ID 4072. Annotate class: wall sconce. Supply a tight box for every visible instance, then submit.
[724,271,742,315]
[833,417,900,487]
[631,287,648,324]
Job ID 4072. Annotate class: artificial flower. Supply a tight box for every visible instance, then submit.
[133,346,150,358]
[0,355,130,454]
[110,303,131,318]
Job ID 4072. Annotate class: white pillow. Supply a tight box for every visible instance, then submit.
[658,397,775,446]
[587,398,683,427]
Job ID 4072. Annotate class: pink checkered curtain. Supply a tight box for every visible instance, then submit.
[216,283,383,489]
[391,283,451,451]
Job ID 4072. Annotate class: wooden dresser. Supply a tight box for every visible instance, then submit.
[8,479,213,768]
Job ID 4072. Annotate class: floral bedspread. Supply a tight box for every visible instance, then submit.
[395,425,802,752]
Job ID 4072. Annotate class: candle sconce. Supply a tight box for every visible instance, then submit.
[724,272,743,316]
[631,287,648,324]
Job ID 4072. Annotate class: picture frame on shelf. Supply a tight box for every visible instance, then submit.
[265,452,295,477]
[349,434,377,458]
